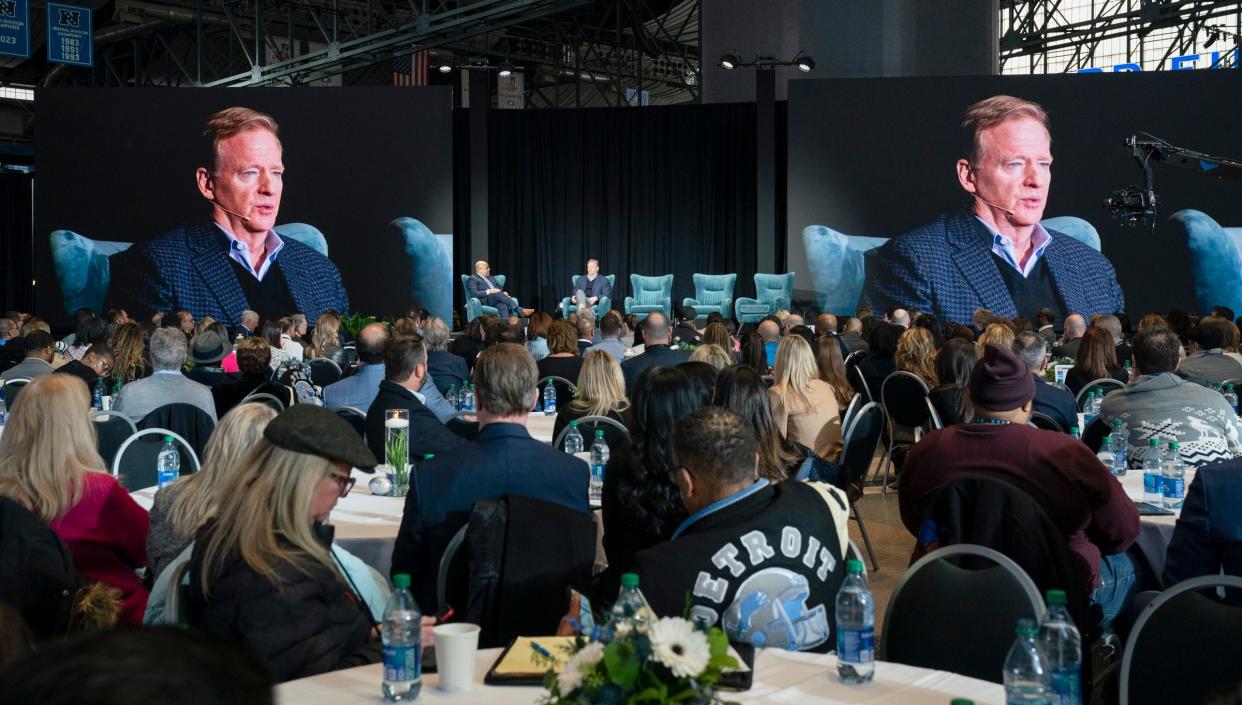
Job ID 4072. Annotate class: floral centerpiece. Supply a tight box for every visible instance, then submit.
[539,617,739,705]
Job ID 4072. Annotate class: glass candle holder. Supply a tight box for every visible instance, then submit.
[385,409,411,497]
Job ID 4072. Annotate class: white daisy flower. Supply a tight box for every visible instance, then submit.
[649,617,711,678]
[556,641,604,693]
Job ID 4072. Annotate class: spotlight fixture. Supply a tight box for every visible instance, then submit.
[438,63,453,73]
[720,51,741,70]
[1205,29,1220,48]
[794,52,815,72]
[718,52,815,72]
[498,62,514,77]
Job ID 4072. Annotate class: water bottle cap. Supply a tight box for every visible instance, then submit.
[423,454,435,459]
[595,429,604,437]
[1113,418,1122,426]
[950,701,976,705]
[1070,426,1080,434]
[1014,618,1037,635]
[1046,589,1067,606]
[392,573,411,589]
[164,435,174,443]
[570,420,578,426]
[845,559,864,574]
[1149,438,1159,446]
[620,573,640,587]
[1169,441,1179,450]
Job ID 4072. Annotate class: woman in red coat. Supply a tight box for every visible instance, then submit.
[0,374,149,624]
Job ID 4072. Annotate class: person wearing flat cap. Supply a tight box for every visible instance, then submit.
[186,404,401,682]
[184,329,231,388]
[898,344,1140,625]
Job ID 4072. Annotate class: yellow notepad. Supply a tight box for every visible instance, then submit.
[492,636,577,676]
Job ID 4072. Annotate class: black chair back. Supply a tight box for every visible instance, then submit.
[880,544,1044,683]
[1028,410,1064,433]
[138,403,215,458]
[431,373,469,400]
[838,402,884,488]
[537,375,578,411]
[846,361,872,401]
[553,415,629,451]
[335,406,367,438]
[307,358,343,387]
[880,371,934,430]
[1122,576,1242,705]
[111,429,201,492]
[90,411,138,470]
[2,377,31,407]
[1076,377,1125,410]
[1081,416,1110,453]
[241,391,286,413]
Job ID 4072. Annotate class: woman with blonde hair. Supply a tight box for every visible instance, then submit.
[689,343,734,371]
[0,374,149,625]
[187,405,385,682]
[553,349,631,440]
[108,321,151,383]
[145,403,278,579]
[977,322,1016,351]
[308,311,343,362]
[768,335,842,459]
[895,327,939,388]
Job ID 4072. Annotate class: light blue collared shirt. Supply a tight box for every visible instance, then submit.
[976,217,1052,279]
[671,479,770,539]
[215,223,284,281]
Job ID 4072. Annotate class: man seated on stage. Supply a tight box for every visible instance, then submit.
[466,260,533,319]
[635,407,849,652]
[571,259,612,312]
[860,95,1124,325]
[391,343,589,609]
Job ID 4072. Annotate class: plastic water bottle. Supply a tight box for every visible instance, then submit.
[92,378,104,410]
[1143,438,1164,504]
[1162,441,1185,510]
[0,388,6,424]
[1225,384,1239,414]
[1082,392,1100,428]
[446,385,458,410]
[1004,618,1051,705]
[543,380,557,416]
[381,573,422,702]
[1110,419,1127,476]
[608,573,651,638]
[156,436,180,488]
[1039,590,1082,705]
[1096,436,1114,474]
[563,420,584,454]
[1069,426,1081,440]
[462,384,475,413]
[589,429,608,506]
[836,559,875,683]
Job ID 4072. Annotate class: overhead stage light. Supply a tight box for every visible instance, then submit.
[720,52,741,70]
[1205,29,1220,48]
[438,63,453,73]
[794,52,815,72]
[498,63,514,77]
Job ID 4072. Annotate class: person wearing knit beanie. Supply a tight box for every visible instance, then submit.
[968,343,1036,416]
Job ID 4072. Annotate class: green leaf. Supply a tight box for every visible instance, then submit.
[603,642,640,690]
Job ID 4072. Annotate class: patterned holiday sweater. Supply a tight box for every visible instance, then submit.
[1099,372,1242,468]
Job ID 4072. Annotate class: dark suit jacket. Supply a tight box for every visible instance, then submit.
[1164,462,1242,589]
[620,345,692,392]
[106,223,349,328]
[390,422,590,609]
[466,273,503,300]
[1033,378,1079,433]
[860,210,1125,325]
[364,380,469,465]
[571,275,612,301]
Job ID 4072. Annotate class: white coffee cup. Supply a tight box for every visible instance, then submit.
[434,623,481,692]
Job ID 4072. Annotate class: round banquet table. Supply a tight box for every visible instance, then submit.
[1116,467,1194,582]
[276,647,1004,705]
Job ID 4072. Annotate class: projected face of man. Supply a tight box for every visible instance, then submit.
[956,117,1052,239]
[198,128,284,240]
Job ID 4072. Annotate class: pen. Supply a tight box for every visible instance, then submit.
[530,641,553,659]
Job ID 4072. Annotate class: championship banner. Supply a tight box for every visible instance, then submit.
[0,0,30,59]
[47,2,91,67]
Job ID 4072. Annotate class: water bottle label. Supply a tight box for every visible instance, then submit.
[591,463,605,479]
[1050,668,1081,705]
[1163,477,1184,500]
[383,644,420,682]
[1143,473,1162,495]
[836,626,873,664]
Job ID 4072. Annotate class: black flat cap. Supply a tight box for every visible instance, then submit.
[263,405,378,471]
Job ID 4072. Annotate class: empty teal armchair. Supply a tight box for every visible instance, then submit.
[624,274,673,321]
[559,274,616,319]
[683,273,737,320]
[735,273,794,324]
[800,216,1102,314]
[461,274,518,323]
[1165,209,1242,316]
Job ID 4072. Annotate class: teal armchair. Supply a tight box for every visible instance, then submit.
[559,274,616,319]
[735,273,794,324]
[461,274,520,322]
[800,216,1102,314]
[683,273,737,320]
[1165,209,1242,316]
[624,274,673,321]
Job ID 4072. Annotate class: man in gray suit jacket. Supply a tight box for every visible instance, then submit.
[114,328,218,423]
[0,330,56,383]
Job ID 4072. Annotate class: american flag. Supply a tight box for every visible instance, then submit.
[392,48,429,86]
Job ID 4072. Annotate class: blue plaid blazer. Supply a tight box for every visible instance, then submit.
[859,210,1124,324]
[105,222,349,328]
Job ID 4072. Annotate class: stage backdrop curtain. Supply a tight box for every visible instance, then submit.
[487,103,758,315]
[0,173,34,314]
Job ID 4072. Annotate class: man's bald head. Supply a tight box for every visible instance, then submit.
[357,322,390,365]
[643,312,671,345]
[816,313,837,335]
[1064,314,1087,340]
[758,320,780,342]
[845,317,863,333]
[890,309,910,328]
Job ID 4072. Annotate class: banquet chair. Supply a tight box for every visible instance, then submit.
[880,544,1044,684]
[553,415,628,451]
[735,272,794,324]
[1028,410,1065,433]
[1121,575,1242,705]
[461,274,520,323]
[139,403,215,459]
[559,274,616,319]
[241,391,286,413]
[1076,378,1126,410]
[1081,416,1110,453]
[879,371,942,494]
[335,406,367,438]
[623,274,673,321]
[537,375,578,412]
[840,393,863,436]
[163,560,193,627]
[90,410,138,470]
[111,429,201,492]
[837,402,885,571]
[682,273,737,321]
[1,377,31,407]
[307,358,343,387]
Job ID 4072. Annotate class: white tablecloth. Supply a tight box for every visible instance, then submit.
[1117,468,1193,580]
[276,647,1004,705]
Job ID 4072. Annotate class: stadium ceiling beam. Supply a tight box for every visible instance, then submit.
[999,0,1237,59]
